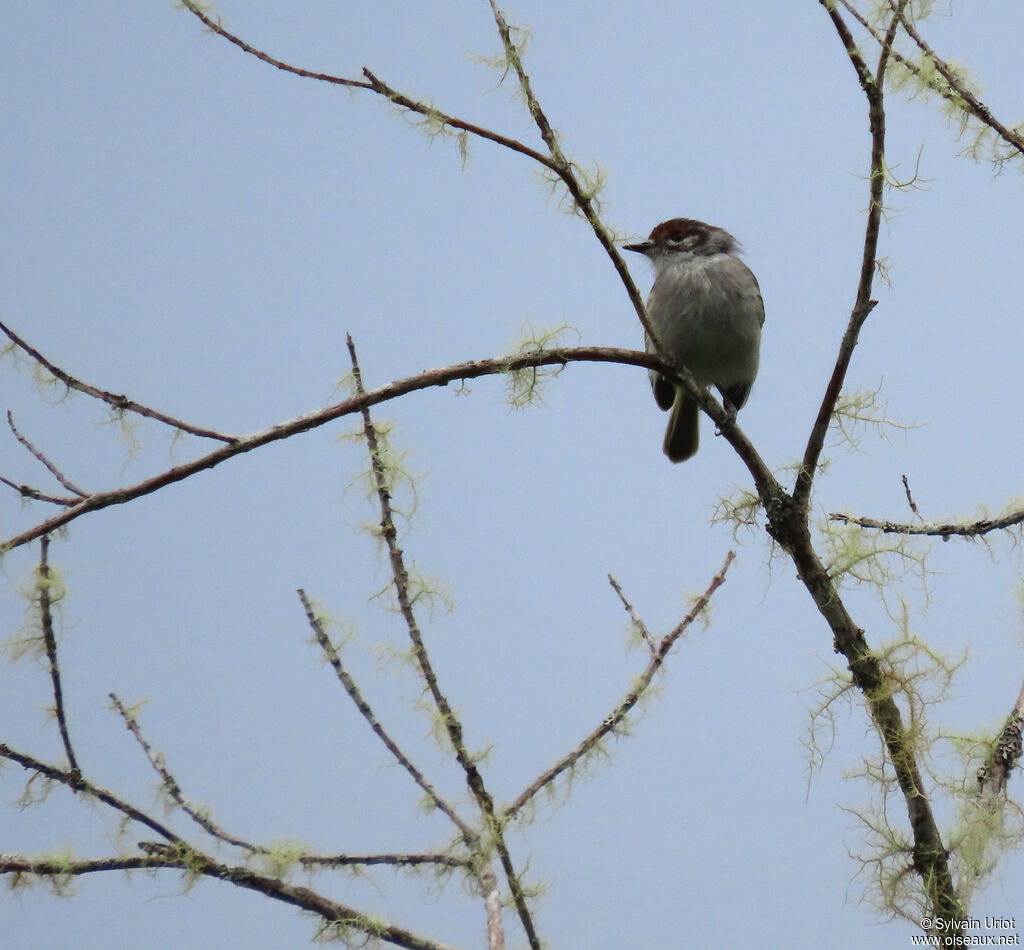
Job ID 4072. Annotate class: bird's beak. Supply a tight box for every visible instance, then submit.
[622,241,651,254]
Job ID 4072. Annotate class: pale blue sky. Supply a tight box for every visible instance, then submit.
[2,3,1024,948]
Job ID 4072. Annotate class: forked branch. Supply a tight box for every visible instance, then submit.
[0,345,720,554]
[795,1,903,507]
[177,1,653,352]
[347,335,517,948]
[0,320,236,443]
[506,552,735,820]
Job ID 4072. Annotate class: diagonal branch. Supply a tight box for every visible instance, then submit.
[150,847,462,950]
[0,320,237,443]
[483,0,652,349]
[181,1,372,90]
[346,334,518,949]
[109,692,262,853]
[0,475,79,507]
[506,553,734,820]
[0,743,181,844]
[0,345,679,554]
[178,0,651,353]
[886,2,1024,161]
[297,589,476,843]
[178,1,552,171]
[607,573,655,652]
[7,412,87,497]
[836,0,1024,163]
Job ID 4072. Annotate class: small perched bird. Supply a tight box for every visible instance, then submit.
[624,218,764,462]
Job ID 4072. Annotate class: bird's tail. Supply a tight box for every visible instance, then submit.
[663,390,700,462]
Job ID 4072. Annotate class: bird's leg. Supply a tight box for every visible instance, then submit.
[716,392,739,435]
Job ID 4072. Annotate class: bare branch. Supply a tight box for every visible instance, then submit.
[0,320,237,443]
[829,507,1024,541]
[0,743,181,844]
[178,0,651,362]
[506,552,735,820]
[0,732,469,947]
[109,693,262,853]
[834,0,1024,163]
[347,334,517,949]
[785,5,965,929]
[902,474,924,523]
[795,2,903,508]
[0,475,79,507]
[607,574,655,652]
[37,537,80,782]
[180,2,372,88]
[7,412,87,497]
[0,853,190,876]
[185,851,459,950]
[297,590,476,843]
[177,2,552,170]
[0,345,673,553]
[182,848,461,950]
[299,852,471,871]
[483,1,653,350]
[0,843,460,950]
[889,2,1024,160]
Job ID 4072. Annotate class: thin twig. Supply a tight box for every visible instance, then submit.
[834,0,1024,163]
[795,2,900,509]
[0,345,682,553]
[0,320,237,443]
[183,2,372,89]
[7,412,87,496]
[179,2,552,170]
[901,474,923,522]
[886,1,1024,160]
[483,0,653,349]
[299,853,472,870]
[179,0,650,353]
[297,589,476,843]
[0,845,459,950]
[829,507,1024,540]
[0,739,469,946]
[110,693,262,853]
[359,67,555,170]
[607,574,655,652]
[0,854,192,875]
[347,334,514,950]
[0,743,181,844]
[835,3,954,96]
[38,537,80,783]
[0,474,79,507]
[506,552,734,820]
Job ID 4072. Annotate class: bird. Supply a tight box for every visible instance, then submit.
[624,217,764,462]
